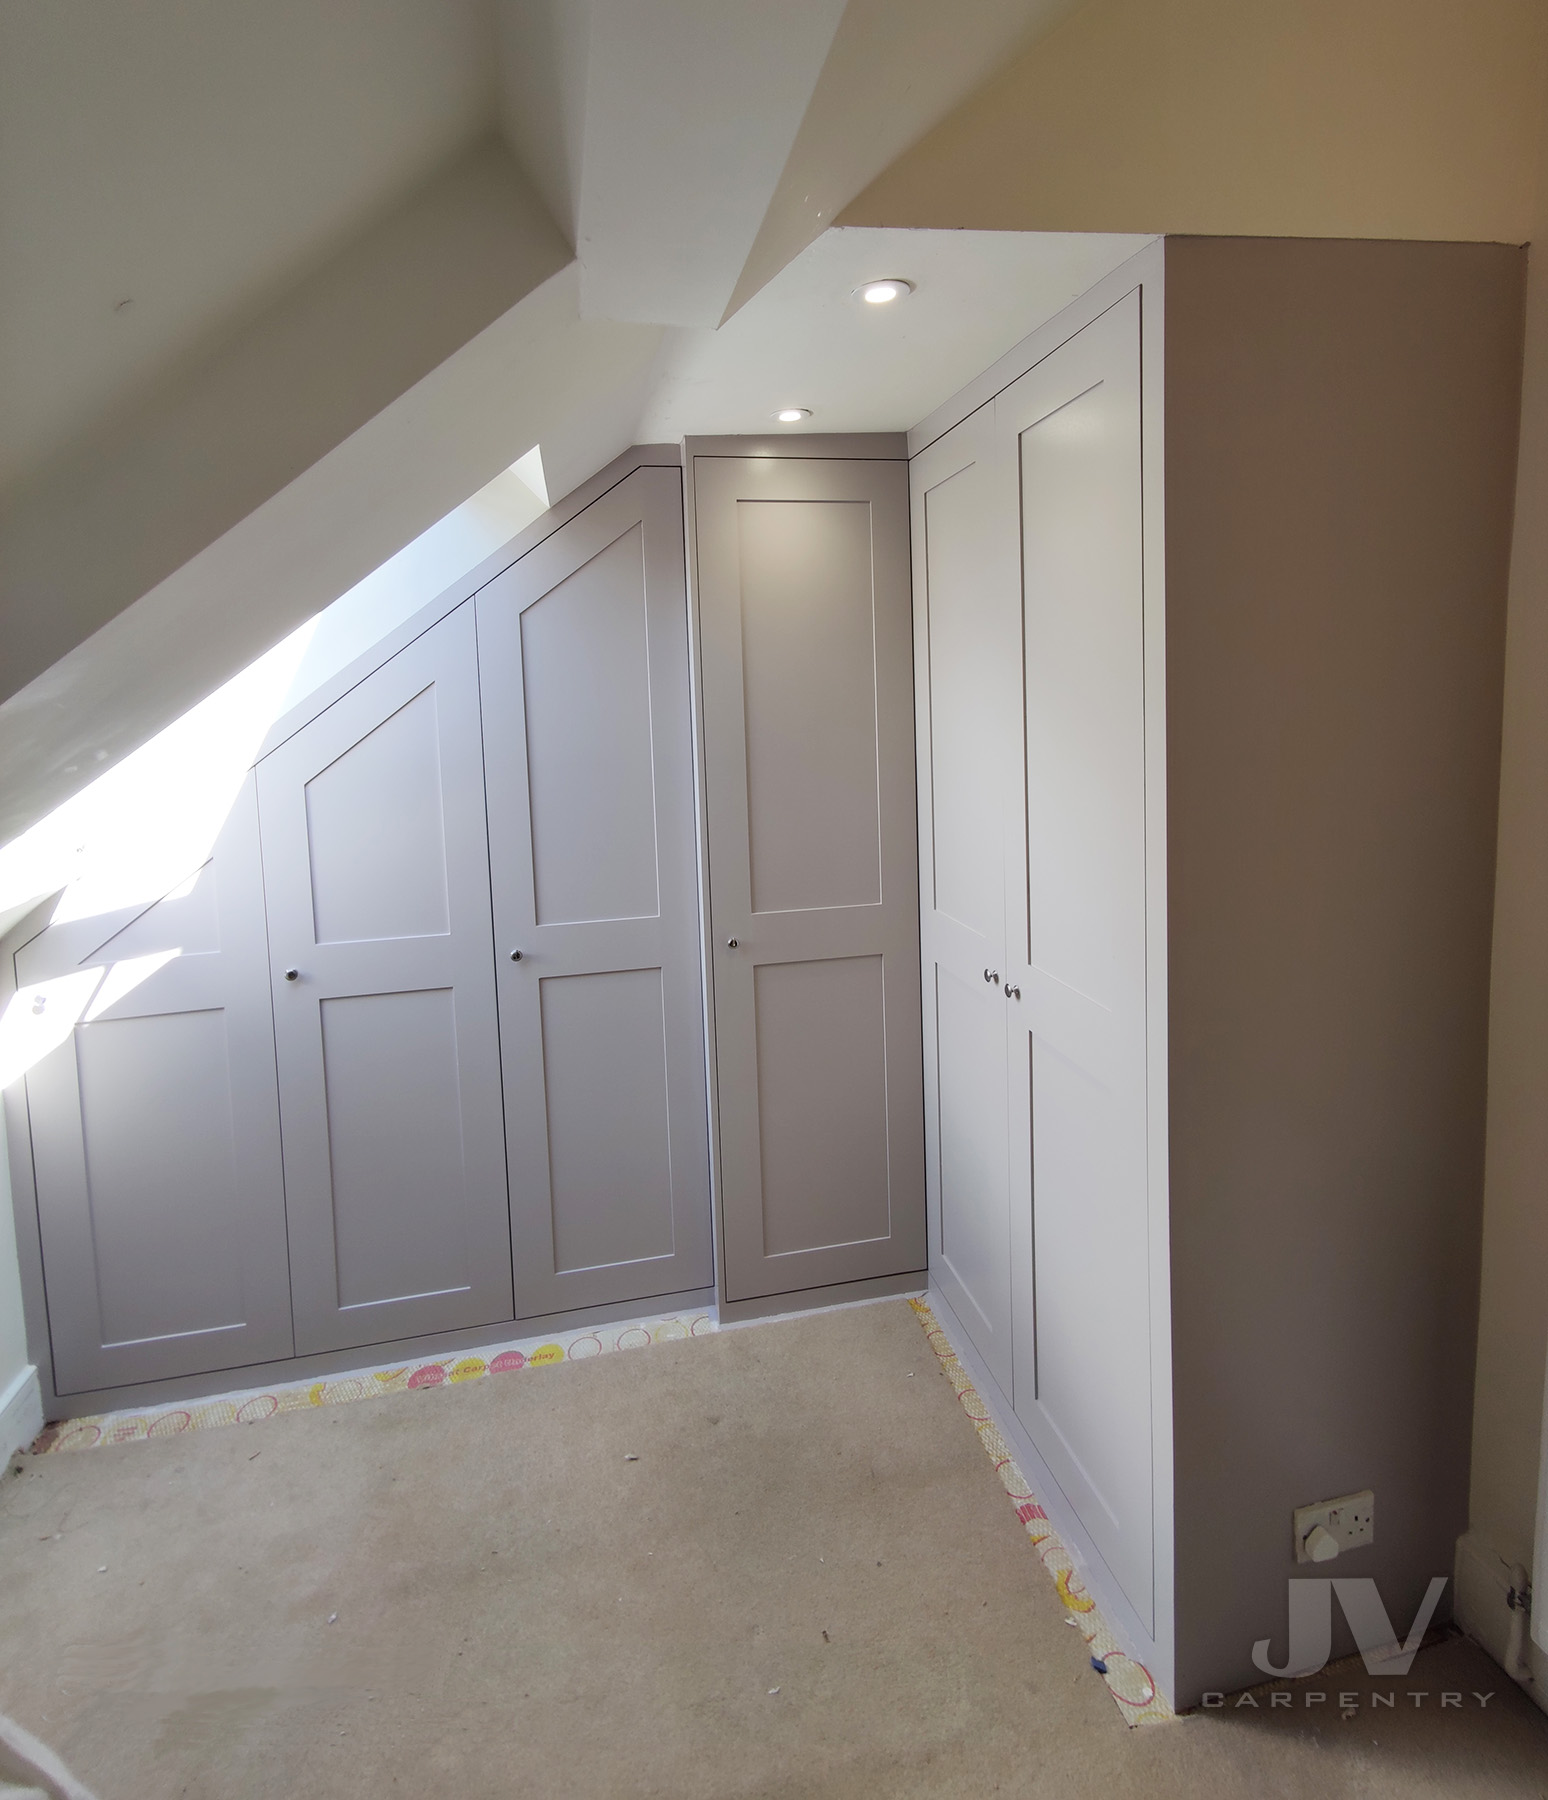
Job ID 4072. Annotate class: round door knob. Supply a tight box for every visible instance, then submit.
[509,950,524,962]
[983,968,999,985]
[285,968,300,982]
[726,938,739,949]
[1005,984,1021,1001]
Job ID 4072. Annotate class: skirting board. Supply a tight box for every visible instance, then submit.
[0,1363,42,1463]
[926,1280,1173,1707]
[716,1270,926,1324]
[1454,1528,1548,1715]
[35,1287,717,1421]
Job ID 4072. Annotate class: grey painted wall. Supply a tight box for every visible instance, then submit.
[1163,236,1525,1703]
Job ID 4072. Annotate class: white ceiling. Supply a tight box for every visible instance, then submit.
[0,0,1120,844]
[0,0,1080,497]
[637,227,1151,442]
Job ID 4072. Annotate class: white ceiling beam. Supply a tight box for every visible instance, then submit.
[724,0,1084,318]
[571,0,848,327]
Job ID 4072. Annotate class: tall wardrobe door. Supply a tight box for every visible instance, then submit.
[911,411,1018,1390]
[258,603,512,1354]
[998,290,1154,1627]
[477,465,713,1317]
[22,775,294,1393]
[695,453,925,1303]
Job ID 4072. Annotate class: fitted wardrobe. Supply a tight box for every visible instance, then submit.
[6,440,924,1411]
[908,237,1521,1704]
[4,238,1524,1710]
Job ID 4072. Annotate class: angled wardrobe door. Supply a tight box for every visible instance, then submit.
[22,775,293,1393]
[695,452,925,1303]
[478,465,713,1317]
[911,407,1018,1390]
[999,290,1154,1628]
[258,603,512,1354]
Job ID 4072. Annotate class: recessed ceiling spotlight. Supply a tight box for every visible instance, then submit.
[774,408,812,423]
[856,278,913,306]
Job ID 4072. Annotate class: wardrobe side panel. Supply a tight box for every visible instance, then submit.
[1163,237,1524,1705]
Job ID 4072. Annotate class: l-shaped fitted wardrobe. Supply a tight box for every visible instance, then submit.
[5,239,1523,1704]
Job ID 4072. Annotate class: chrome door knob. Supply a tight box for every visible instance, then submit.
[509,949,524,962]
[1005,984,1021,1000]
[726,938,739,949]
[983,968,999,985]
[285,968,300,982]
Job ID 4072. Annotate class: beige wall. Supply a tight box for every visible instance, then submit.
[1468,93,1548,1578]
[842,0,1546,243]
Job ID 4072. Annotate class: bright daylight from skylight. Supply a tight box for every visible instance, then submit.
[0,444,550,1089]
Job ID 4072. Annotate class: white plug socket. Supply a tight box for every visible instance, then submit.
[1293,1489,1374,1563]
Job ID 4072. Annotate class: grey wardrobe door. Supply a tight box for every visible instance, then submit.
[999,291,1154,1629]
[478,465,713,1317]
[910,408,1018,1391]
[22,775,294,1393]
[258,603,513,1354]
[694,454,926,1303]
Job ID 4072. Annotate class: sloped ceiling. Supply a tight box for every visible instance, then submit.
[1,0,1544,843]
[0,0,500,493]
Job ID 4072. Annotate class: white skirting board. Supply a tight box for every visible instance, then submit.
[1453,1528,1548,1714]
[0,1364,42,1464]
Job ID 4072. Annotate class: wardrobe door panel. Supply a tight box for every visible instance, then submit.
[259,604,512,1355]
[1000,290,1154,1629]
[696,453,925,1303]
[479,465,712,1318]
[911,415,1017,1387]
[23,777,294,1392]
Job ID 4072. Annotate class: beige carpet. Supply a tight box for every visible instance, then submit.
[0,1300,1543,1798]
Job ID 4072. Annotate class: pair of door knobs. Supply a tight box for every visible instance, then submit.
[984,968,1022,1000]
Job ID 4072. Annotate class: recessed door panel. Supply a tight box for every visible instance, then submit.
[923,462,1004,943]
[304,687,451,945]
[910,412,1016,1388]
[77,1008,245,1345]
[737,500,882,915]
[696,453,925,1302]
[1019,381,1146,1009]
[540,968,675,1274]
[1026,1036,1151,1545]
[320,989,470,1309]
[480,465,713,1318]
[934,965,1011,1358]
[521,526,661,927]
[87,860,221,962]
[754,955,890,1257]
[259,603,513,1354]
[24,775,294,1393]
[1000,290,1154,1629]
